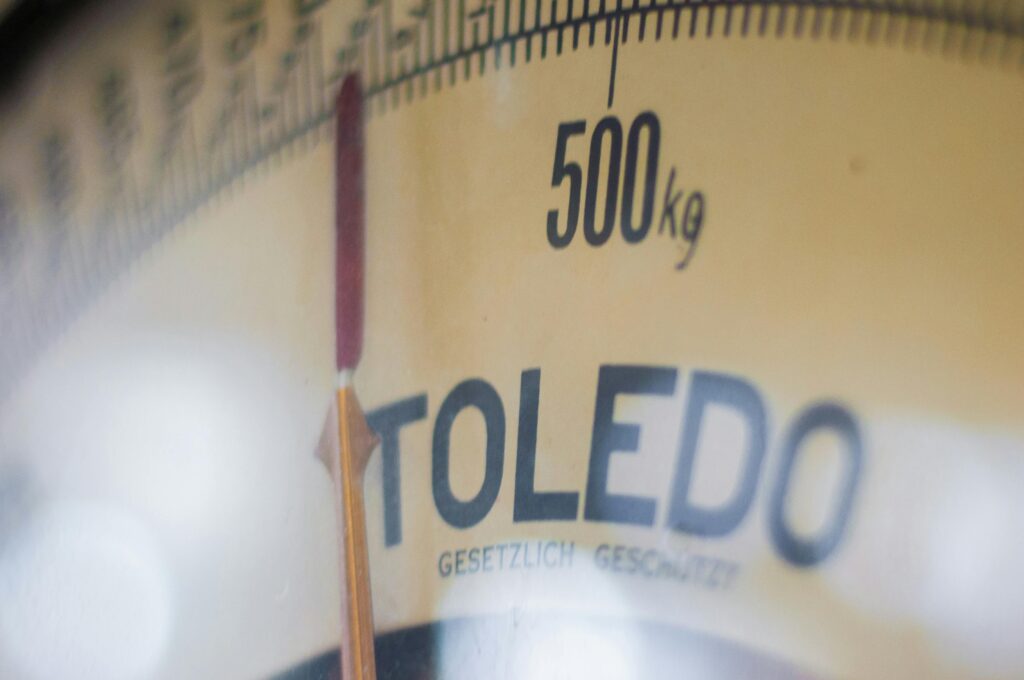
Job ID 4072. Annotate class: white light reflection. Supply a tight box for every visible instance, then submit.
[53,342,256,544]
[829,419,1024,677]
[1,334,339,678]
[0,501,171,680]
[436,549,644,680]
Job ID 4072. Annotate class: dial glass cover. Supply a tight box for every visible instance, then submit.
[0,0,1023,678]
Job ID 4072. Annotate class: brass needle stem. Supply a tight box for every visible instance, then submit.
[335,385,379,680]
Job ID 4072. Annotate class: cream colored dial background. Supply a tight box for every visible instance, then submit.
[359,38,1024,679]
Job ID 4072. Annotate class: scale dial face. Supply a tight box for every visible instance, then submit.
[0,0,1023,678]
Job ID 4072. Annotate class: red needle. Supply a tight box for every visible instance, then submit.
[335,73,365,373]
[332,73,378,680]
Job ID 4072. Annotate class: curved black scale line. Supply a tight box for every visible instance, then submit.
[362,0,1024,113]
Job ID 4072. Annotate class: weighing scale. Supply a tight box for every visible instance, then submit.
[0,0,1022,677]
